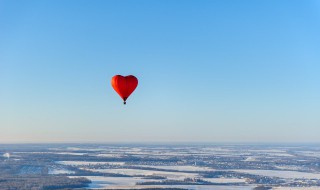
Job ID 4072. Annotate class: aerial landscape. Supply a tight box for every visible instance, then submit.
[1,144,320,189]
[1,0,320,190]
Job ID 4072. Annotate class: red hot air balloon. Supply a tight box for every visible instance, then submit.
[111,75,138,104]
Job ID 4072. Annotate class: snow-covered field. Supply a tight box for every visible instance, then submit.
[70,176,254,190]
[87,168,199,180]
[48,169,75,174]
[70,176,161,189]
[26,144,320,189]
[273,187,320,190]
[139,165,215,172]
[57,161,125,166]
[202,177,247,183]
[96,153,122,158]
[275,165,307,171]
[244,156,257,161]
[295,151,320,158]
[13,151,86,155]
[232,169,320,179]
[54,152,86,156]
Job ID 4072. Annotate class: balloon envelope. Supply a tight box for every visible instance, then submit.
[111,75,138,104]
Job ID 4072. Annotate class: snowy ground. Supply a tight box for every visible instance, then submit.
[86,168,199,180]
[232,169,320,179]
[273,187,320,190]
[138,165,215,172]
[48,169,75,174]
[19,144,320,189]
[70,176,254,190]
[57,161,125,166]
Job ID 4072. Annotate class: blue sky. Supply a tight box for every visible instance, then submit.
[1,0,319,143]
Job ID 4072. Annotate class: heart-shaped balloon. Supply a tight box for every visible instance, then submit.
[111,75,138,104]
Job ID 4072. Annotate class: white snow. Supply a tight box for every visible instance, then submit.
[3,153,10,158]
[54,152,86,155]
[57,161,125,166]
[202,177,247,183]
[96,153,122,158]
[244,157,256,161]
[69,176,253,190]
[139,165,215,172]
[87,168,199,180]
[232,169,320,179]
[49,169,75,174]
[295,151,320,158]
[273,187,320,190]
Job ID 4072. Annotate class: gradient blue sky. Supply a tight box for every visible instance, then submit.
[1,0,319,143]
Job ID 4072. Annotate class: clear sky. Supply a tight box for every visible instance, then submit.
[1,0,319,143]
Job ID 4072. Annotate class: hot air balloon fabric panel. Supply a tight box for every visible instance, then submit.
[111,75,138,104]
